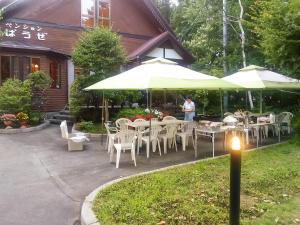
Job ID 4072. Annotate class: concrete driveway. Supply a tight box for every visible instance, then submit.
[0,125,282,225]
[0,125,216,225]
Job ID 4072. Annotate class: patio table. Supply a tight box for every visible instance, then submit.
[194,126,250,158]
[247,122,280,148]
[126,120,189,158]
[126,120,189,129]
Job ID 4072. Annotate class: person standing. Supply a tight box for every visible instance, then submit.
[182,96,195,121]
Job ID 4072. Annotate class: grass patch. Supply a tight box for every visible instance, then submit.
[93,142,300,225]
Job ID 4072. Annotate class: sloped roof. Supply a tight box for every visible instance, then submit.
[128,31,194,63]
[0,40,69,55]
[0,0,25,14]
[142,0,176,36]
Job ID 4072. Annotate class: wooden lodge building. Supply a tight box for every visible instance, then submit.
[0,0,193,112]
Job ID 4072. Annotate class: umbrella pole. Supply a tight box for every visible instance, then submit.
[219,89,223,118]
[101,91,104,126]
[259,90,263,114]
[146,90,149,109]
[149,89,152,159]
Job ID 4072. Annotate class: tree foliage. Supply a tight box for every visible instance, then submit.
[72,27,126,78]
[248,0,300,77]
[154,0,173,22]
[170,0,300,112]
[171,0,254,75]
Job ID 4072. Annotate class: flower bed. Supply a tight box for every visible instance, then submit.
[0,112,44,129]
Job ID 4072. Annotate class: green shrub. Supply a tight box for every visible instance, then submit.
[69,75,90,120]
[112,108,146,121]
[0,79,32,114]
[29,112,45,125]
[76,121,106,134]
[77,121,94,131]
[26,71,52,111]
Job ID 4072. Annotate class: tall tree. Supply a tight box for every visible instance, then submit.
[71,28,125,121]
[249,0,300,78]
[223,0,229,111]
[154,0,172,22]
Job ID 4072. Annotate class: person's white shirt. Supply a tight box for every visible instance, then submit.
[183,100,195,121]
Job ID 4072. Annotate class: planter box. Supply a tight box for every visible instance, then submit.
[0,121,50,134]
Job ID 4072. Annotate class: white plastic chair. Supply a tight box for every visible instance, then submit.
[159,124,178,154]
[132,118,147,150]
[104,122,118,153]
[162,116,177,121]
[176,122,197,151]
[110,130,137,168]
[150,117,159,122]
[279,112,293,134]
[60,120,89,151]
[141,126,162,158]
[115,118,132,131]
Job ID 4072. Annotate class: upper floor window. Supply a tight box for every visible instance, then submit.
[81,0,95,28]
[97,0,110,27]
[81,0,110,28]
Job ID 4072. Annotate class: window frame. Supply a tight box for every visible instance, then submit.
[49,61,62,89]
[97,0,111,27]
[81,0,111,28]
[31,57,41,73]
[0,54,41,84]
[81,0,96,28]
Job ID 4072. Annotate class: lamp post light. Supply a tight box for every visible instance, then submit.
[230,135,242,225]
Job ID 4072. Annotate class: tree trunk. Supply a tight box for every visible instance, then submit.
[223,0,229,113]
[238,0,254,109]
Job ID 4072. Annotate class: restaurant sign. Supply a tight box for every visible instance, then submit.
[2,22,48,41]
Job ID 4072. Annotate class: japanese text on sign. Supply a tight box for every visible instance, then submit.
[3,22,48,41]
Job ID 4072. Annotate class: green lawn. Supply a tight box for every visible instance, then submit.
[93,141,300,225]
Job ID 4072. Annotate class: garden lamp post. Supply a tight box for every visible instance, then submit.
[230,135,242,225]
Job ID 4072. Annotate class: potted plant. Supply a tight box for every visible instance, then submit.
[0,114,16,129]
[16,112,29,128]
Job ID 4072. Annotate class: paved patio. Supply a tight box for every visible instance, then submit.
[0,125,283,225]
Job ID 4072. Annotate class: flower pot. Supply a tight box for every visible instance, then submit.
[3,120,13,129]
[20,121,28,129]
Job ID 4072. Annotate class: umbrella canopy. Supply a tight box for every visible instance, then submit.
[85,58,240,90]
[222,65,300,89]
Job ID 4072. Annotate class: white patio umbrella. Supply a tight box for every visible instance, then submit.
[85,58,240,117]
[85,58,240,91]
[222,65,300,113]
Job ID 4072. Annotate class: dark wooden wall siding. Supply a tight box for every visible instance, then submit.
[0,25,81,55]
[120,37,148,55]
[111,0,161,37]
[12,0,81,27]
[44,57,68,112]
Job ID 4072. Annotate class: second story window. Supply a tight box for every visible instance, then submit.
[97,0,110,27]
[81,0,95,28]
[81,0,110,28]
